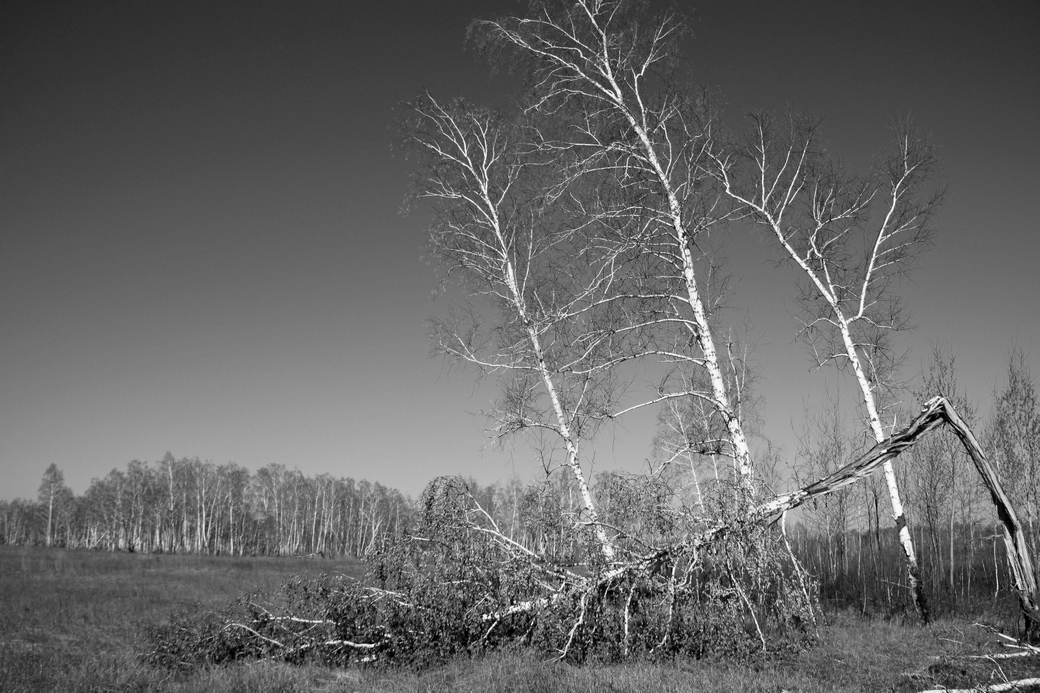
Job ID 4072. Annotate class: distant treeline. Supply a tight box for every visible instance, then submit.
[0,456,681,562]
[1,454,412,557]
[788,503,1030,618]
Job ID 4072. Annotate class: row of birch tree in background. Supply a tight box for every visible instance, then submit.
[2,454,410,557]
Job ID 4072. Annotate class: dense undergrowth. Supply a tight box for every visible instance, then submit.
[143,476,820,669]
[2,544,1036,692]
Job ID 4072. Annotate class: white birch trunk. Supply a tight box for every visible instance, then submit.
[837,317,929,620]
[415,98,616,562]
[497,223,616,562]
[603,65,755,492]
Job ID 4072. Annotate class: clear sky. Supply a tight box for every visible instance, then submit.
[2,1,1038,502]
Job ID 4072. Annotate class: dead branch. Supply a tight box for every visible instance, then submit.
[975,623,1040,656]
[223,623,285,650]
[920,680,1040,693]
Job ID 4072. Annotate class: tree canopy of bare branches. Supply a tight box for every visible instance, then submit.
[711,111,944,620]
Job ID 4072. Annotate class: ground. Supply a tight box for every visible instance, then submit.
[0,545,1036,692]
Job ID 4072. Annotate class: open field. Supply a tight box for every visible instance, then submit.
[1,545,1036,692]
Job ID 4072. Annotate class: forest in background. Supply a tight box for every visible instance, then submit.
[0,453,410,558]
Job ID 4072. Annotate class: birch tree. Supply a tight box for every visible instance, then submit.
[988,349,1040,563]
[711,113,943,619]
[906,346,978,595]
[406,93,626,561]
[38,463,72,548]
[474,0,756,493]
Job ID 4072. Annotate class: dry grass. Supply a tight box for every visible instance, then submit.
[1,545,1035,692]
[0,545,363,692]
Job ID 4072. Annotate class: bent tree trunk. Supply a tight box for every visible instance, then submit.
[759,395,1040,635]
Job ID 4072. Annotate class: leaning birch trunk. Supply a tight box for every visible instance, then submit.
[486,167,615,562]
[407,94,616,563]
[523,318,616,562]
[838,318,929,622]
[630,118,756,493]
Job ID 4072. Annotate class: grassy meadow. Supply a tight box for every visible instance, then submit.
[1,545,1036,692]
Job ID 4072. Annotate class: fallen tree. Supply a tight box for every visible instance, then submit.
[919,623,1040,693]
[145,396,1038,669]
[146,473,818,667]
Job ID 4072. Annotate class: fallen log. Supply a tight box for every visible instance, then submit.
[920,679,1040,693]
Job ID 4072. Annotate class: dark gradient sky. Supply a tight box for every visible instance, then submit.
[2,1,1038,501]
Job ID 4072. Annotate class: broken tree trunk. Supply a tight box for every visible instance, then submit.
[463,394,1040,647]
[756,395,1040,635]
[481,395,1040,641]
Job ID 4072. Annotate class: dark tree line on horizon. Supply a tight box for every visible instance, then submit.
[2,454,411,557]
